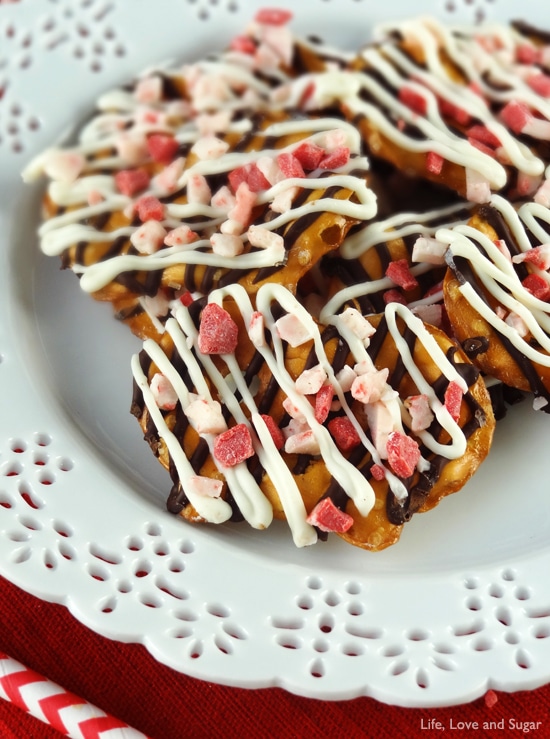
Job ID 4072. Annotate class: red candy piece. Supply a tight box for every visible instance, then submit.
[398,85,428,115]
[438,97,472,126]
[484,689,499,708]
[306,497,354,533]
[466,124,502,149]
[229,35,257,55]
[314,384,334,424]
[386,431,421,478]
[213,424,255,467]
[178,290,195,307]
[292,140,325,171]
[383,289,407,306]
[500,100,530,134]
[114,168,150,196]
[319,146,350,170]
[147,134,180,164]
[444,381,463,422]
[426,151,444,175]
[385,259,419,291]
[276,152,305,179]
[228,162,271,194]
[327,416,361,452]
[516,43,540,65]
[260,414,284,450]
[527,72,550,98]
[516,244,550,270]
[468,138,497,159]
[370,463,386,481]
[254,8,293,25]
[198,303,239,354]
[135,195,165,222]
[522,273,550,301]
[298,80,316,108]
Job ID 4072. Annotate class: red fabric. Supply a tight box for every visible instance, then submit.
[0,575,549,739]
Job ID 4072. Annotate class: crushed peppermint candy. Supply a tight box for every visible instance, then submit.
[248,311,266,347]
[187,173,212,204]
[135,195,165,222]
[210,233,245,257]
[444,381,464,422]
[351,367,390,405]
[522,273,550,301]
[191,135,230,160]
[295,364,327,395]
[306,497,354,533]
[385,259,419,291]
[247,224,284,251]
[186,475,223,498]
[184,397,227,435]
[164,225,198,246]
[404,394,434,432]
[314,384,334,423]
[370,463,386,481]
[150,373,178,410]
[339,306,376,343]
[147,133,180,164]
[412,236,448,265]
[42,149,85,183]
[327,415,361,451]
[386,431,421,478]
[114,168,150,196]
[130,220,167,254]
[198,303,239,355]
[259,414,285,450]
[213,424,255,467]
[512,244,550,271]
[285,428,321,455]
[274,313,312,347]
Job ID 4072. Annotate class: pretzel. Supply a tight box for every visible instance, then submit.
[24,10,372,340]
[440,194,550,409]
[336,17,550,202]
[130,283,495,550]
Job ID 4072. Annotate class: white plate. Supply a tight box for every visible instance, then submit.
[2,0,550,707]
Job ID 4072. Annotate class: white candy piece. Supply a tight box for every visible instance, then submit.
[131,220,167,254]
[186,475,223,498]
[412,236,448,265]
[134,75,162,104]
[466,168,491,204]
[284,429,321,456]
[274,313,312,347]
[363,400,396,459]
[150,373,178,410]
[187,173,211,204]
[295,364,327,395]
[351,367,389,404]
[184,397,228,434]
[191,135,230,160]
[335,365,357,393]
[247,224,284,251]
[42,149,86,183]
[152,156,186,195]
[339,307,376,342]
[248,311,266,347]
[404,394,434,433]
[210,233,244,257]
[164,225,198,247]
[115,132,148,165]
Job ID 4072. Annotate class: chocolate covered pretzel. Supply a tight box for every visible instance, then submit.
[440,194,550,409]
[131,283,494,550]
